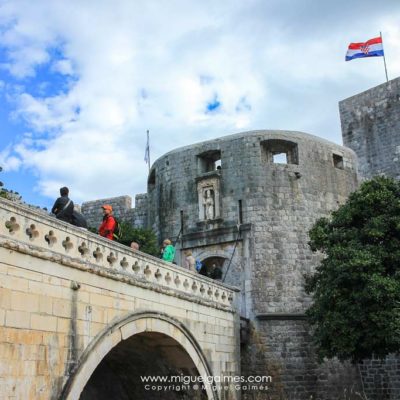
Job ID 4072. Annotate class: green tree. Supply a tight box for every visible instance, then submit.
[116,221,159,257]
[0,166,21,201]
[305,176,400,362]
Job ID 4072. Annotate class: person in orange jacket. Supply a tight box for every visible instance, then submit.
[98,204,116,240]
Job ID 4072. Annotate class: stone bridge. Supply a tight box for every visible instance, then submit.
[0,198,240,400]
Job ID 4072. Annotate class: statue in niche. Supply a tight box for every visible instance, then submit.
[203,189,215,220]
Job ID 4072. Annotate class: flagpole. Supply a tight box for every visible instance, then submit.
[146,130,150,173]
[380,31,389,83]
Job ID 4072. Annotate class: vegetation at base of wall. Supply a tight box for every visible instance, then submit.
[305,176,400,363]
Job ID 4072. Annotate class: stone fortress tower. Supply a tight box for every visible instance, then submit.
[340,76,400,180]
[80,78,400,399]
[145,129,361,398]
[339,76,400,400]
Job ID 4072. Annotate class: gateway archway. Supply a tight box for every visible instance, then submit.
[80,331,206,399]
[62,312,216,400]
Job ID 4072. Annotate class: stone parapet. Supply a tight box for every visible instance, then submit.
[0,197,237,312]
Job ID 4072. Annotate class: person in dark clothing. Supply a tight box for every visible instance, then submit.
[51,187,74,223]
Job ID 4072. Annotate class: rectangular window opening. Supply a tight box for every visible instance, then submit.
[238,200,243,224]
[333,154,344,169]
[260,139,299,165]
[197,150,222,173]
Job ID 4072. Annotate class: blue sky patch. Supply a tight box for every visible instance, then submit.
[206,95,221,113]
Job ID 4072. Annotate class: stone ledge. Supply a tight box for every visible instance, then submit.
[183,223,251,247]
[256,313,307,321]
[0,236,236,313]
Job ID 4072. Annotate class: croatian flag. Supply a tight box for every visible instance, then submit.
[345,37,384,61]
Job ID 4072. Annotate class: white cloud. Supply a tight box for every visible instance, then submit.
[0,145,21,171]
[0,0,399,204]
[51,59,73,75]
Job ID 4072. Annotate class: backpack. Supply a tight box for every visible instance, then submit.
[195,259,202,272]
[112,217,122,241]
[71,210,88,228]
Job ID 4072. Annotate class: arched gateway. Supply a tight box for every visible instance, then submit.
[61,312,216,400]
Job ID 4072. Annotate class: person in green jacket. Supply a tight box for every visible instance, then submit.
[161,239,175,262]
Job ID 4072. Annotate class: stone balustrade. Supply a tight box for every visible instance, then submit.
[0,197,237,311]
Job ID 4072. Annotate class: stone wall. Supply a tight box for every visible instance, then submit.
[359,355,400,399]
[81,194,147,229]
[339,76,400,180]
[340,77,400,400]
[241,319,363,399]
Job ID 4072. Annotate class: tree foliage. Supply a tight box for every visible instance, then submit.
[305,177,400,362]
[0,166,22,201]
[89,221,159,256]
[116,221,159,257]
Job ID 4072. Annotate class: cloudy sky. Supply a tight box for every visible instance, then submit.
[0,0,399,209]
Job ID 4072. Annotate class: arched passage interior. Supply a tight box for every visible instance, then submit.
[199,256,227,280]
[79,331,207,400]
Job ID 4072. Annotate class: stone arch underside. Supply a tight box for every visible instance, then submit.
[61,311,216,400]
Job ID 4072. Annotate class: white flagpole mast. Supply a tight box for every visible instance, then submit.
[380,31,389,83]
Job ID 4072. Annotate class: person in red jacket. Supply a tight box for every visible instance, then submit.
[98,204,116,240]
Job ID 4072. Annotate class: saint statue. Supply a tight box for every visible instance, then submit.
[203,189,215,220]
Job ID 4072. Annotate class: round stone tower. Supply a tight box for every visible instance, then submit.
[146,130,362,398]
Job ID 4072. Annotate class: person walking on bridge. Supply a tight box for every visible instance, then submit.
[99,204,116,240]
[51,187,74,223]
[161,239,175,263]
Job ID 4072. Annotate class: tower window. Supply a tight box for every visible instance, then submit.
[197,150,221,173]
[333,154,344,169]
[261,139,299,165]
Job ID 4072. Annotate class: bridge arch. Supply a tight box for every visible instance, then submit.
[61,311,216,400]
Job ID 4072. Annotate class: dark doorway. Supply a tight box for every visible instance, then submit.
[199,256,226,281]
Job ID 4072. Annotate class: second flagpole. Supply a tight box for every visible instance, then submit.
[380,31,389,83]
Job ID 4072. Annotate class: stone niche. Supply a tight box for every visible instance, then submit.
[196,176,221,221]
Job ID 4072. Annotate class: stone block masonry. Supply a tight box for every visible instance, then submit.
[339,76,400,180]
[340,78,400,400]
[81,194,147,229]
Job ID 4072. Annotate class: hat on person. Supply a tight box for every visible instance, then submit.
[101,204,113,212]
